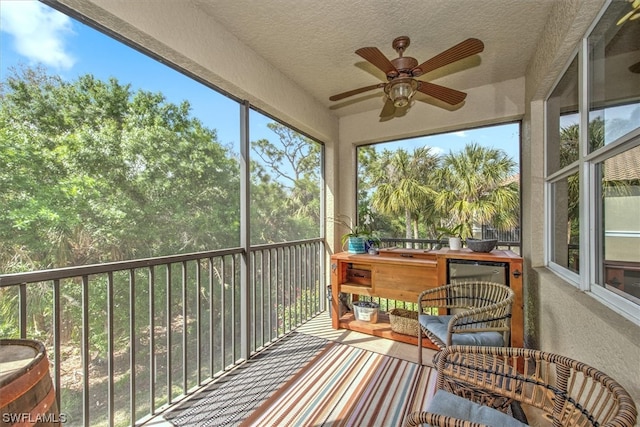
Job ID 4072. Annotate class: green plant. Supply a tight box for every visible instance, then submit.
[332,215,376,247]
[436,224,465,240]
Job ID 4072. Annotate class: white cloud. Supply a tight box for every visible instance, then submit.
[424,145,445,156]
[453,131,467,137]
[0,1,75,69]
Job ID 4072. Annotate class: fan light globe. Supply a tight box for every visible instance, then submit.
[388,79,417,108]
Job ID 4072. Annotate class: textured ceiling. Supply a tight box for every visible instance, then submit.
[192,0,560,117]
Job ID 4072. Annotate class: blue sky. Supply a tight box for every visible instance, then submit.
[0,0,241,148]
[0,0,520,165]
[371,123,520,165]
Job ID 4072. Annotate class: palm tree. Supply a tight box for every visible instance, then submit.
[371,147,440,241]
[434,143,518,239]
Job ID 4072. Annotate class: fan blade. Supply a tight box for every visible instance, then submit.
[379,98,396,117]
[355,47,399,77]
[417,82,467,105]
[412,38,484,76]
[329,83,385,101]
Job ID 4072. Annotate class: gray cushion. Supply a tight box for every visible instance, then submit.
[419,315,504,347]
[427,389,527,427]
[419,314,453,328]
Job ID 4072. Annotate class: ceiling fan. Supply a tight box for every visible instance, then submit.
[329,36,484,117]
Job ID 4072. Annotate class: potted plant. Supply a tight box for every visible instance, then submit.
[437,224,465,250]
[341,226,367,253]
[333,215,376,254]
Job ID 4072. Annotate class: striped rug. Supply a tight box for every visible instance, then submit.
[241,342,437,427]
[164,332,329,426]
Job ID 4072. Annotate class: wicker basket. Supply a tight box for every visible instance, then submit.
[388,308,423,336]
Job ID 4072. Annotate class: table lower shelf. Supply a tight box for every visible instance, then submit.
[336,312,439,350]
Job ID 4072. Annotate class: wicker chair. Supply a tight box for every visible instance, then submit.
[406,345,638,427]
[417,281,515,364]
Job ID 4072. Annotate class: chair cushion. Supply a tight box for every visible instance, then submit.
[419,314,454,327]
[419,315,504,347]
[426,389,527,427]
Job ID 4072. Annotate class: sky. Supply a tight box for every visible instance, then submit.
[0,0,242,148]
[369,124,520,164]
[0,0,520,165]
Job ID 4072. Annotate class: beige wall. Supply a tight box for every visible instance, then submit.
[605,193,640,262]
[532,269,640,400]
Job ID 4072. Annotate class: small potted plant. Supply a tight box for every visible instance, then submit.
[341,227,367,253]
[334,214,378,254]
[437,224,465,250]
[333,215,367,253]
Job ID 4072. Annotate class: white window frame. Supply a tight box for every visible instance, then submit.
[544,2,640,325]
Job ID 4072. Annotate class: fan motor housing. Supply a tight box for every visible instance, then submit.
[390,57,418,77]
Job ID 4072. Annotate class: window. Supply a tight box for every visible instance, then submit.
[599,145,640,305]
[547,55,580,175]
[356,122,521,250]
[249,109,322,245]
[549,171,581,273]
[0,1,242,270]
[546,0,640,320]
[546,54,580,275]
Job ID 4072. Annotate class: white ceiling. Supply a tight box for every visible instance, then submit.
[192,0,560,117]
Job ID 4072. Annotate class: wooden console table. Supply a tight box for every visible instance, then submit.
[330,248,524,351]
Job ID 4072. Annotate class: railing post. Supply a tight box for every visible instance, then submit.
[82,276,90,426]
[240,100,251,361]
[166,264,172,405]
[129,269,136,425]
[148,266,156,416]
[107,272,114,427]
[196,260,202,386]
[19,283,27,339]
[53,279,61,413]
[181,261,187,394]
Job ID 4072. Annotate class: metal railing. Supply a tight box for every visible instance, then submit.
[0,239,324,426]
[379,238,440,250]
[379,237,521,253]
[481,225,520,243]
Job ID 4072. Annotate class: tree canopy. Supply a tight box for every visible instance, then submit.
[358,142,519,242]
[0,66,321,272]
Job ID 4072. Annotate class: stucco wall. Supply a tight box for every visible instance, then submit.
[532,269,640,404]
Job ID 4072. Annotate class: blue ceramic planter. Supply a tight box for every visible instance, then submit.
[347,236,366,253]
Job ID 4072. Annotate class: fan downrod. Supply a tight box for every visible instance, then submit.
[392,36,410,56]
[390,36,418,75]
